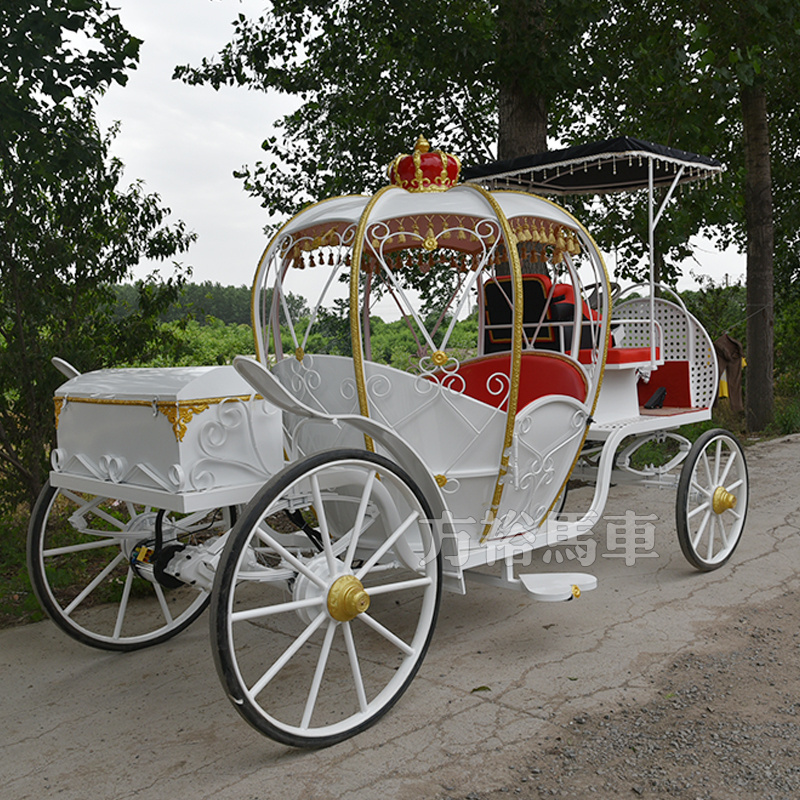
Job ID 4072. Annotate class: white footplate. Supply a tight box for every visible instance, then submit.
[518,573,598,602]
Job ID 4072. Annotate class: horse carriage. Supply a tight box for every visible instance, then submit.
[28,136,748,747]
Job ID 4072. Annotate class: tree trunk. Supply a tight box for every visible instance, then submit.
[498,81,548,159]
[496,0,548,159]
[740,83,774,431]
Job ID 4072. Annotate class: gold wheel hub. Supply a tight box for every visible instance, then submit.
[712,486,737,515]
[327,575,371,622]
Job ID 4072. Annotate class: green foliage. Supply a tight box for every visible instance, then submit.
[0,511,44,628]
[114,282,309,327]
[0,0,140,141]
[131,318,256,368]
[0,2,194,511]
[681,275,747,342]
[770,397,800,437]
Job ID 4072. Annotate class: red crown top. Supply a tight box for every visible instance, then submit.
[388,136,461,192]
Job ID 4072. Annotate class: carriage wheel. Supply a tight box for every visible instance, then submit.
[27,480,231,651]
[212,450,442,748]
[676,429,748,571]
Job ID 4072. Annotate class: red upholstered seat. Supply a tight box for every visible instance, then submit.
[433,351,588,412]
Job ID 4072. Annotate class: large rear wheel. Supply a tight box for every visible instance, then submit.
[27,481,231,650]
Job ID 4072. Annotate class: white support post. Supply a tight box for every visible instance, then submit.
[648,159,656,367]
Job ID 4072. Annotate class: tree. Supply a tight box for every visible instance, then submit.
[569,0,800,430]
[175,0,605,216]
[0,2,195,509]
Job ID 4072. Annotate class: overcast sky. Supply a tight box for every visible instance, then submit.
[96,0,744,295]
[96,0,287,288]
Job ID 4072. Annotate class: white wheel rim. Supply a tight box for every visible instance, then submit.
[222,458,439,741]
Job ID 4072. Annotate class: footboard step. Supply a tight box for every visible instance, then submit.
[519,573,598,602]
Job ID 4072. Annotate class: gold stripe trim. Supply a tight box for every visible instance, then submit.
[464,185,524,543]
[53,394,260,443]
[349,185,399,452]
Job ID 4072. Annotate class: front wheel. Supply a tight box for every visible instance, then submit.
[676,429,748,570]
[211,450,442,748]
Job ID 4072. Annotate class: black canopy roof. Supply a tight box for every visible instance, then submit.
[462,136,724,195]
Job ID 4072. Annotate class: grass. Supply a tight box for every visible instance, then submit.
[0,511,45,628]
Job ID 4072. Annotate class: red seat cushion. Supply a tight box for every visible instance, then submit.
[433,352,588,411]
[578,346,661,364]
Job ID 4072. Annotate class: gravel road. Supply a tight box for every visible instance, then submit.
[442,590,800,799]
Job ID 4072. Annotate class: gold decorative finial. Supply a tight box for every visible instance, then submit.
[414,135,430,154]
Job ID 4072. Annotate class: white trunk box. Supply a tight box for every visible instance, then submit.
[50,366,283,512]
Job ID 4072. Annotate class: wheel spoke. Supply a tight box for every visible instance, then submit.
[364,576,433,597]
[726,478,745,493]
[344,469,377,569]
[254,524,328,590]
[712,439,722,484]
[82,502,131,531]
[301,620,337,729]
[113,567,135,639]
[342,622,368,713]
[63,551,126,616]
[43,537,121,557]
[153,582,173,625]
[355,510,420,580]
[310,474,337,576]
[716,514,730,550]
[717,448,737,487]
[686,500,710,520]
[357,611,415,656]
[248,611,327,700]
[705,517,716,561]
[701,451,714,489]
[231,595,323,622]
[690,509,711,552]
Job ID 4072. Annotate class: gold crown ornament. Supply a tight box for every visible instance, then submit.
[388,135,461,192]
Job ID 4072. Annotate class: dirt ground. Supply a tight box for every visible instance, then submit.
[442,589,800,800]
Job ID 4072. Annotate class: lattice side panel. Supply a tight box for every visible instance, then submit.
[689,316,717,408]
[616,299,689,360]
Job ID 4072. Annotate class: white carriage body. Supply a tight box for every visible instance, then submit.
[50,366,283,512]
[30,137,749,748]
